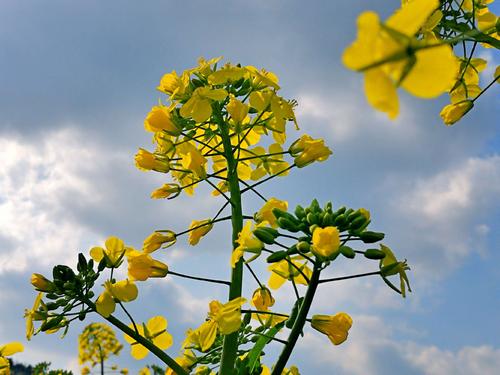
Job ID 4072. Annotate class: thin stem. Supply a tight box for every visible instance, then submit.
[237,151,291,162]
[168,270,231,286]
[245,263,264,289]
[241,165,295,194]
[241,309,290,318]
[205,177,232,204]
[472,74,500,102]
[175,215,232,237]
[248,330,288,345]
[319,271,381,284]
[271,265,321,375]
[118,301,139,335]
[82,299,189,375]
[238,178,268,202]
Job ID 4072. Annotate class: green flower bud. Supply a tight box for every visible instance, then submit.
[266,251,288,263]
[253,227,279,244]
[339,246,356,259]
[364,249,387,260]
[359,231,385,243]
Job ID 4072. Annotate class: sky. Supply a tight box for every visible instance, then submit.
[0,0,499,374]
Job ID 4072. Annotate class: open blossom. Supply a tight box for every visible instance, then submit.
[123,316,173,360]
[311,226,340,259]
[342,0,458,119]
[188,219,213,245]
[96,279,138,318]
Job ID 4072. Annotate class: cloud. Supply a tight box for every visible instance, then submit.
[394,155,500,275]
[296,314,500,375]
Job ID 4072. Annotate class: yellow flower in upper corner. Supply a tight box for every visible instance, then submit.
[96,279,138,318]
[231,221,264,268]
[31,273,55,293]
[126,249,169,281]
[124,316,173,360]
[150,183,181,199]
[25,292,43,340]
[208,297,246,335]
[255,198,288,228]
[311,313,353,345]
[180,86,228,123]
[379,244,412,298]
[268,257,312,290]
[311,226,340,259]
[143,231,176,253]
[188,219,213,246]
[89,236,128,268]
[440,100,474,126]
[144,105,181,135]
[135,148,170,173]
[251,287,275,311]
[289,135,332,168]
[0,342,24,373]
[342,0,459,119]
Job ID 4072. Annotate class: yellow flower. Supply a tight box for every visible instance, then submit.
[227,96,249,123]
[89,236,127,268]
[165,350,196,375]
[231,221,264,267]
[0,342,24,373]
[126,250,169,281]
[379,244,412,297]
[181,147,207,179]
[184,320,218,352]
[311,226,340,259]
[142,231,176,253]
[96,279,138,317]
[290,135,332,168]
[268,257,312,290]
[135,148,170,173]
[144,106,180,135]
[81,366,90,375]
[311,313,353,345]
[188,219,213,246]
[123,316,173,360]
[343,0,458,119]
[120,369,129,375]
[208,65,246,85]
[208,297,246,335]
[251,287,275,310]
[24,292,43,340]
[139,367,151,375]
[157,70,190,98]
[180,86,228,122]
[31,273,55,292]
[255,198,288,228]
[150,183,181,199]
[440,100,474,126]
[249,144,290,181]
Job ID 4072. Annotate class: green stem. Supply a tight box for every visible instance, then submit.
[83,299,188,375]
[215,106,245,375]
[271,265,321,375]
[168,270,231,286]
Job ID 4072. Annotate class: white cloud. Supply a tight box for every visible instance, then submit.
[395,155,500,274]
[0,127,125,274]
[298,314,500,375]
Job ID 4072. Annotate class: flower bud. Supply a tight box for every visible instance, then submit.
[252,287,275,310]
[150,184,181,199]
[31,273,56,292]
[440,100,474,125]
[311,226,340,260]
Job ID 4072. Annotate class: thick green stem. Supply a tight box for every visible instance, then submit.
[271,265,321,375]
[83,299,188,375]
[217,108,245,375]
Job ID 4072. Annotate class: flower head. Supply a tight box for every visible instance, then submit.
[188,219,213,246]
[255,198,288,228]
[440,100,474,126]
[124,316,173,360]
[96,279,138,317]
[89,236,128,268]
[311,226,340,259]
[311,313,353,345]
[143,231,176,253]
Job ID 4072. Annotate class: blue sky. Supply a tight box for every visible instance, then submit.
[0,0,499,374]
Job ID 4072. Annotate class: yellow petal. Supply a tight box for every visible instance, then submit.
[89,247,104,262]
[364,68,399,119]
[153,331,173,350]
[130,343,149,360]
[386,0,439,36]
[342,11,381,70]
[110,280,138,302]
[0,342,24,356]
[96,291,115,317]
[401,44,458,98]
[147,316,167,332]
